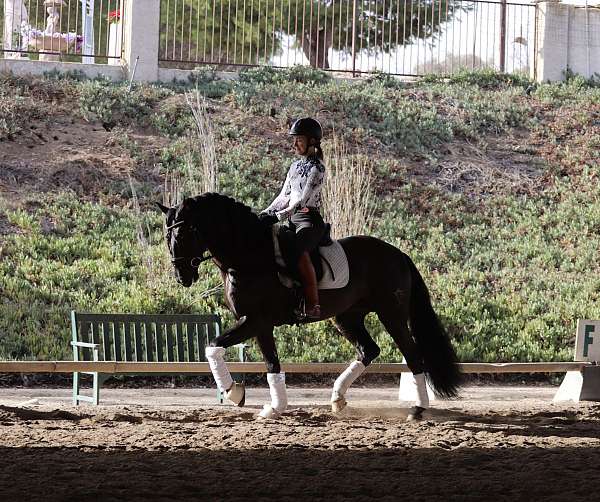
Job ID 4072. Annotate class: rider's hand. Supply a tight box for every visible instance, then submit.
[258,212,278,225]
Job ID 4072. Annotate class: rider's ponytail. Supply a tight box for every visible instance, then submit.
[314,141,324,161]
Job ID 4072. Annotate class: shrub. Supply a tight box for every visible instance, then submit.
[422,68,532,90]
[78,80,171,127]
[151,95,195,137]
[238,65,330,86]
[0,94,41,139]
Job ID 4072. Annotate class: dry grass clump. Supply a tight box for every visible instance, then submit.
[184,90,219,195]
[159,90,219,208]
[322,135,377,239]
[433,141,542,197]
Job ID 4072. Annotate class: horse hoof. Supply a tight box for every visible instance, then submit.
[257,404,281,419]
[226,382,245,407]
[407,406,426,422]
[331,397,347,413]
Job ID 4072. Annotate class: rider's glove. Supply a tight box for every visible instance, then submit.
[258,212,278,225]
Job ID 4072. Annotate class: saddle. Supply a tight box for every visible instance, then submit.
[271,223,349,290]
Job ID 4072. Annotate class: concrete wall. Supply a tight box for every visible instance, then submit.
[0,58,125,80]
[157,67,239,83]
[536,2,600,82]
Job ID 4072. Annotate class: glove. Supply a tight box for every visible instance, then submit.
[258,212,278,225]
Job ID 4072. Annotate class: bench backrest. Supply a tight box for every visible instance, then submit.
[71,311,221,363]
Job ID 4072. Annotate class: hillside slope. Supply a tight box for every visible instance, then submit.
[1,68,599,363]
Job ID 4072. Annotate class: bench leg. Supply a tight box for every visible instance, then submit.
[232,344,247,385]
[93,374,111,406]
[217,345,247,405]
[73,372,108,405]
[73,372,80,405]
[93,372,100,406]
[238,344,247,385]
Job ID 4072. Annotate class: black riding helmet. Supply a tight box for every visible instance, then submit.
[289,117,323,141]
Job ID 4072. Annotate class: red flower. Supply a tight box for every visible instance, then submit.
[108,10,121,23]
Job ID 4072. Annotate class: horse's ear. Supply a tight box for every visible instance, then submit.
[156,202,170,214]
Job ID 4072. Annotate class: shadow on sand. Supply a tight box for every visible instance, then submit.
[0,444,599,501]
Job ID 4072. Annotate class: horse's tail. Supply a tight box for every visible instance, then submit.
[407,256,461,398]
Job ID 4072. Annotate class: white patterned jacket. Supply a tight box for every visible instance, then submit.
[264,156,326,221]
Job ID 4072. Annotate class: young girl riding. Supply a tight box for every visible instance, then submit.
[262,117,326,321]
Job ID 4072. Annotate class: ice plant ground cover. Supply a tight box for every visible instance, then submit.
[0,67,598,363]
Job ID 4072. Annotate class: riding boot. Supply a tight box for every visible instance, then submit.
[296,251,320,320]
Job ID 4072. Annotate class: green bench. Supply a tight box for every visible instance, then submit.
[71,311,246,405]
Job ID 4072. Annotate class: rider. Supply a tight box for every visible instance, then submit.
[262,117,326,320]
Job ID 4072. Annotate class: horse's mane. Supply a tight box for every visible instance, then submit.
[188,192,269,258]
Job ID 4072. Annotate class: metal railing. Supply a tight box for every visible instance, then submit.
[158,0,536,76]
[1,0,125,63]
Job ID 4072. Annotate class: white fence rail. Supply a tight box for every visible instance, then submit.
[0,361,593,373]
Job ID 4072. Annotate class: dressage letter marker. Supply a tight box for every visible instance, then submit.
[554,320,600,403]
[582,324,595,359]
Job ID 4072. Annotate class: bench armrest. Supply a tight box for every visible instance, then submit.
[71,341,100,349]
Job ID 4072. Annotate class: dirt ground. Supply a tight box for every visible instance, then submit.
[0,385,598,501]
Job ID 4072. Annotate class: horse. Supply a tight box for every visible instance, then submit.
[158,192,461,420]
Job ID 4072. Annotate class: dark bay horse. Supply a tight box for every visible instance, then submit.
[159,193,460,419]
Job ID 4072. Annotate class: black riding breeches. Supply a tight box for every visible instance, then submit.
[287,208,326,257]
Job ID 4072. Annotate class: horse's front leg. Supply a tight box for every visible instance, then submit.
[205,316,258,407]
[255,327,288,420]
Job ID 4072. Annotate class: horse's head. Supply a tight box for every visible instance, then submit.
[157,199,211,287]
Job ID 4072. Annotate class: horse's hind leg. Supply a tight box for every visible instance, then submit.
[376,295,428,420]
[331,311,381,412]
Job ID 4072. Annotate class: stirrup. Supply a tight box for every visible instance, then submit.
[294,304,321,321]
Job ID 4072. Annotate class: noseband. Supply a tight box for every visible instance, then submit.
[166,220,212,268]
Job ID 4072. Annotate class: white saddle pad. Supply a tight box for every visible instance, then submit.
[272,226,350,290]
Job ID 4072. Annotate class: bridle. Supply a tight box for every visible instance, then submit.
[166,219,212,268]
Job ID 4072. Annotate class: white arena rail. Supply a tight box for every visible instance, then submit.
[0,361,593,374]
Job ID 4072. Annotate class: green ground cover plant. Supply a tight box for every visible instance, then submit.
[1,68,599,364]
